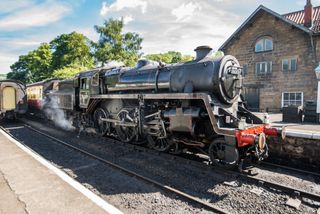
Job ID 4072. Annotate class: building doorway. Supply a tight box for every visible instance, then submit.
[243,87,260,112]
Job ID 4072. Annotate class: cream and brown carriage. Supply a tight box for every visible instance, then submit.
[0,80,27,119]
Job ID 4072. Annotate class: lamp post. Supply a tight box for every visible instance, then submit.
[315,63,320,122]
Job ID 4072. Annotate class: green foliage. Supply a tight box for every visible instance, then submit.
[0,74,7,80]
[213,51,224,58]
[181,55,194,62]
[9,43,52,83]
[52,64,88,79]
[93,18,143,67]
[9,32,95,83]
[50,32,94,70]
[145,51,193,64]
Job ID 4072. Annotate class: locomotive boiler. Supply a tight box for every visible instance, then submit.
[41,46,280,169]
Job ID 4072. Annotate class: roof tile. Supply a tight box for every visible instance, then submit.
[283,6,320,32]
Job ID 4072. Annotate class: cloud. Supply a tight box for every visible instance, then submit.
[0,0,33,14]
[100,0,147,16]
[115,0,241,55]
[123,16,134,24]
[0,53,18,74]
[0,1,71,31]
[171,2,201,22]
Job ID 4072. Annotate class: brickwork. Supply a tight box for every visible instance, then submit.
[223,11,318,111]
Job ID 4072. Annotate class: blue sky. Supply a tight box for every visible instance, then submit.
[0,0,318,74]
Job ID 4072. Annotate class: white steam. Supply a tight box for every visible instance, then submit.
[43,96,75,131]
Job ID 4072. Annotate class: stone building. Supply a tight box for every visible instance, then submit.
[220,0,320,112]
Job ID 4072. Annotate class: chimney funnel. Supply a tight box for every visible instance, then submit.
[194,46,213,60]
[304,0,313,28]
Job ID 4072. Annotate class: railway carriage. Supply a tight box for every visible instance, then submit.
[26,79,60,111]
[0,80,27,119]
[35,46,281,169]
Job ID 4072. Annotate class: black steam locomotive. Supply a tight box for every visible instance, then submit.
[29,46,280,169]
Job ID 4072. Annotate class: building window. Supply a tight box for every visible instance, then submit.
[255,37,273,52]
[256,61,272,74]
[242,64,248,76]
[282,92,303,107]
[282,58,297,72]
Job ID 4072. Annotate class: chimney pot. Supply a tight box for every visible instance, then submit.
[304,0,313,28]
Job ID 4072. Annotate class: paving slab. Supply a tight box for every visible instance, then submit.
[0,128,122,214]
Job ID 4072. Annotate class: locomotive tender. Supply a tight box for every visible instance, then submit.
[35,46,280,168]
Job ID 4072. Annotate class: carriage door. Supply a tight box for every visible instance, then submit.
[243,87,260,112]
[79,78,90,107]
[3,87,16,110]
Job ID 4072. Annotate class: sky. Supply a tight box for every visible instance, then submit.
[0,0,319,74]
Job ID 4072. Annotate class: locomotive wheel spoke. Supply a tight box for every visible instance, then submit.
[147,136,172,152]
[93,108,110,136]
[209,138,239,169]
[115,110,136,143]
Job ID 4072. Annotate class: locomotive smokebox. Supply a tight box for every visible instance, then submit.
[194,46,213,60]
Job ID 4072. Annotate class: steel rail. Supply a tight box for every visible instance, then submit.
[260,161,320,178]
[238,171,320,202]
[21,124,229,214]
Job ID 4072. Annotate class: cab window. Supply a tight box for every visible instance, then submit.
[92,73,99,86]
[80,78,89,90]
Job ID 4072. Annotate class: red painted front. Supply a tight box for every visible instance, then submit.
[236,125,279,147]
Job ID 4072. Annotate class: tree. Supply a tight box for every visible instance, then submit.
[50,32,94,70]
[8,43,52,83]
[51,64,88,79]
[145,51,193,64]
[93,18,143,67]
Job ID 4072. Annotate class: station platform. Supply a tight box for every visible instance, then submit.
[268,113,320,139]
[0,129,122,214]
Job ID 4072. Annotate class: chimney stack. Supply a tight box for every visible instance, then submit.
[194,46,213,60]
[304,0,313,28]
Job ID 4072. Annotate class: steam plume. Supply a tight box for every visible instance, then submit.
[42,96,75,131]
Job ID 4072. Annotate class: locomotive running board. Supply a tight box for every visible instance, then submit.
[90,93,235,137]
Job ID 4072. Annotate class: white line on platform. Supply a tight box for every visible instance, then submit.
[0,128,123,214]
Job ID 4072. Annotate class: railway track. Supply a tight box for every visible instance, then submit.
[23,121,320,203]
[4,118,320,213]
[2,123,228,214]
[260,161,320,178]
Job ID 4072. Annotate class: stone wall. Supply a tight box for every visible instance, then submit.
[268,136,320,166]
[223,11,318,111]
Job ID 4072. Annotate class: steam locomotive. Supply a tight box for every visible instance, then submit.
[28,46,280,169]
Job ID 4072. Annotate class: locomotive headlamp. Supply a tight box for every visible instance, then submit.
[258,133,266,151]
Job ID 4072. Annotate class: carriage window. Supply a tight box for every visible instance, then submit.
[81,78,89,89]
[92,73,99,86]
[255,37,273,52]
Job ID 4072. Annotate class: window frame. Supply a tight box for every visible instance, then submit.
[281,92,303,107]
[91,73,99,86]
[256,61,272,75]
[80,78,90,90]
[282,58,297,72]
[255,37,274,53]
[242,64,248,76]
